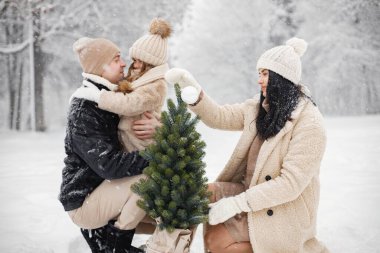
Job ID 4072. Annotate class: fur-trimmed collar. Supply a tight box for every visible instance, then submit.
[131,63,169,89]
[69,73,118,104]
[82,72,118,91]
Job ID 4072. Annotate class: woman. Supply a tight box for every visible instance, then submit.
[165,38,329,253]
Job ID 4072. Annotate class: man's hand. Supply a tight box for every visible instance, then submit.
[133,111,162,140]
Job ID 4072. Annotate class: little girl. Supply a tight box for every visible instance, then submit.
[77,18,170,152]
[97,18,171,152]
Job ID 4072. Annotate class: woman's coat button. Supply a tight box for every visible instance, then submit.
[267,209,274,216]
[265,175,272,181]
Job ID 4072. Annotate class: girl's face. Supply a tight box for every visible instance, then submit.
[132,58,143,71]
[258,68,269,97]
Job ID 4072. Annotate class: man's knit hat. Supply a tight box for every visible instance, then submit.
[129,18,171,66]
[73,37,120,76]
[256,37,308,84]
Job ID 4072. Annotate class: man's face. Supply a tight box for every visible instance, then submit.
[101,54,126,83]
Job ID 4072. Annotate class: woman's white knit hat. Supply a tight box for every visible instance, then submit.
[129,18,171,66]
[256,37,308,84]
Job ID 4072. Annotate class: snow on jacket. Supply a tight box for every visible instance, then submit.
[58,73,149,212]
[97,63,168,152]
[190,88,329,253]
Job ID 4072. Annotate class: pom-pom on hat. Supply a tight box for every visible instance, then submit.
[256,37,307,84]
[129,18,172,66]
[73,37,120,76]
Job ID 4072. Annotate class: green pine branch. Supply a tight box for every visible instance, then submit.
[132,84,210,232]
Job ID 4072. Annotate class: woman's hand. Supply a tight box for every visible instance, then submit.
[165,68,202,104]
[208,192,252,225]
[133,111,161,140]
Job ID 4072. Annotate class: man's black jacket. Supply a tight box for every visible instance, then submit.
[59,79,148,211]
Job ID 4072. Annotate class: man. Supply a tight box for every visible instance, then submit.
[59,37,157,253]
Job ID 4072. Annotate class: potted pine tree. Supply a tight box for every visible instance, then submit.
[132,84,210,253]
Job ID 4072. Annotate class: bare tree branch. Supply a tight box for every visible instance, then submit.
[38,0,93,42]
[0,39,30,54]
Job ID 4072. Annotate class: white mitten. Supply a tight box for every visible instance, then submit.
[208,192,251,225]
[71,86,101,103]
[165,68,202,104]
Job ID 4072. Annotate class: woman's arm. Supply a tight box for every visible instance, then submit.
[189,91,256,131]
[165,68,257,131]
[98,80,167,117]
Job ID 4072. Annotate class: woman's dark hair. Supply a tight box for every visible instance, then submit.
[256,70,304,140]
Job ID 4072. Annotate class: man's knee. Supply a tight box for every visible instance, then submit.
[68,209,105,229]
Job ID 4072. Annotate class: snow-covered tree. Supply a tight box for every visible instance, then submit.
[268,0,302,45]
[0,0,104,130]
[171,0,380,115]
[0,0,191,130]
[297,0,380,114]
[1,0,378,131]
[0,0,29,130]
[171,0,274,104]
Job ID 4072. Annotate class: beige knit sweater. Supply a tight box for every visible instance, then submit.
[98,63,168,152]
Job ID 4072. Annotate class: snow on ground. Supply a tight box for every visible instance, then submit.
[0,115,379,252]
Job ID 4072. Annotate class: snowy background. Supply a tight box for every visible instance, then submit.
[1,117,380,252]
[1,0,380,252]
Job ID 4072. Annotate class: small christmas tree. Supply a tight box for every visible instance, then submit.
[132,84,210,232]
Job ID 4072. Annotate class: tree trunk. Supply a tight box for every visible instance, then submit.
[15,60,23,130]
[5,7,16,130]
[32,8,46,131]
[3,2,27,130]
[6,53,15,129]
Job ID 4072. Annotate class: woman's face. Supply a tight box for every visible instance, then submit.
[132,58,143,71]
[258,68,269,97]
